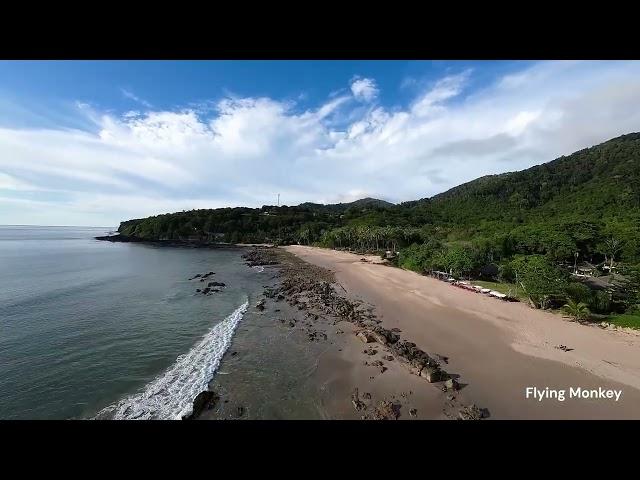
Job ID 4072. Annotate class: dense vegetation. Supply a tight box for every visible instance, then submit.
[117,133,640,319]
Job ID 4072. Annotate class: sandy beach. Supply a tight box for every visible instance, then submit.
[285,245,640,419]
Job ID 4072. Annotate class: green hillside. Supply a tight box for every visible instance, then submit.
[114,133,640,316]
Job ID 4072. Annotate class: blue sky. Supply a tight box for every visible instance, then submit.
[1,60,640,226]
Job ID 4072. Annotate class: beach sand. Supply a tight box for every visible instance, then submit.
[285,246,640,419]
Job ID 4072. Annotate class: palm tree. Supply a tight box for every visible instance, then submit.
[563,299,591,322]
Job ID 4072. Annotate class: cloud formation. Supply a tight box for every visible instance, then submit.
[121,88,153,108]
[2,61,640,226]
[350,77,379,102]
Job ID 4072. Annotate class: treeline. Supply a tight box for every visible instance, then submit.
[115,133,640,316]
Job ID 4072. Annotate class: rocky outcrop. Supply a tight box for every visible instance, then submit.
[182,390,219,420]
[458,404,489,420]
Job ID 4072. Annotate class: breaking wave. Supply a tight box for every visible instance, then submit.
[96,300,248,420]
[252,265,265,273]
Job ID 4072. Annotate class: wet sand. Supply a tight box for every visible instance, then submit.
[286,246,640,419]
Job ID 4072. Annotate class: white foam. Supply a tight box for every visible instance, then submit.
[252,265,265,273]
[96,301,248,420]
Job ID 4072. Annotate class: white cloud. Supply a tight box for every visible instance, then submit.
[3,61,640,226]
[121,88,153,108]
[350,77,379,103]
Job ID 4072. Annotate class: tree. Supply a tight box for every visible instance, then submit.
[563,299,591,321]
[603,237,622,271]
[510,255,567,309]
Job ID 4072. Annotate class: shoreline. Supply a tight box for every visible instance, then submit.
[199,247,490,420]
[284,245,640,419]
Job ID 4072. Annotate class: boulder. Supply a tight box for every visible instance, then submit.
[356,331,375,343]
[420,366,442,383]
[182,390,219,420]
[444,378,459,391]
[458,404,489,420]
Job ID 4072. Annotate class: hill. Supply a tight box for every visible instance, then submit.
[115,133,640,265]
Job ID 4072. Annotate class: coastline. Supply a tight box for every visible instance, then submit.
[200,246,488,420]
[94,235,640,419]
[285,245,640,419]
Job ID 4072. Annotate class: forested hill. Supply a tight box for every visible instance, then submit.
[115,132,640,264]
[426,132,640,226]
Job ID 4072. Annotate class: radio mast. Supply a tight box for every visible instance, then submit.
[277,193,280,206]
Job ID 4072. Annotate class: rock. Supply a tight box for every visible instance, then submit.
[420,366,442,383]
[445,378,459,391]
[182,390,219,420]
[351,389,366,411]
[256,299,266,311]
[236,406,245,417]
[202,287,211,294]
[336,329,344,334]
[364,348,378,356]
[371,326,400,345]
[209,282,226,287]
[196,289,201,293]
[362,392,372,400]
[409,408,417,417]
[369,400,400,420]
[383,355,394,361]
[458,404,489,420]
[357,331,375,343]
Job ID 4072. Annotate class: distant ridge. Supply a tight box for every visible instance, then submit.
[297,197,394,212]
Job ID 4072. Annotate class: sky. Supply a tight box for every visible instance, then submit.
[1,60,640,227]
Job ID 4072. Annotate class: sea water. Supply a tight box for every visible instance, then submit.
[0,226,264,419]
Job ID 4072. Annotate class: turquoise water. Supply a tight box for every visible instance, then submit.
[0,226,264,419]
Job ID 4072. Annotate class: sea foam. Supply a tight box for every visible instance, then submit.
[96,300,248,420]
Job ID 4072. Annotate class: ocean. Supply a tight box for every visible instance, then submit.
[0,225,266,420]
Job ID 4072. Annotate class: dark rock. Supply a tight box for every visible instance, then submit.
[409,408,417,417]
[356,331,375,343]
[182,390,219,420]
[351,388,366,411]
[256,299,266,311]
[444,378,459,391]
[367,400,400,420]
[458,404,489,420]
[420,366,443,383]
[236,406,245,417]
